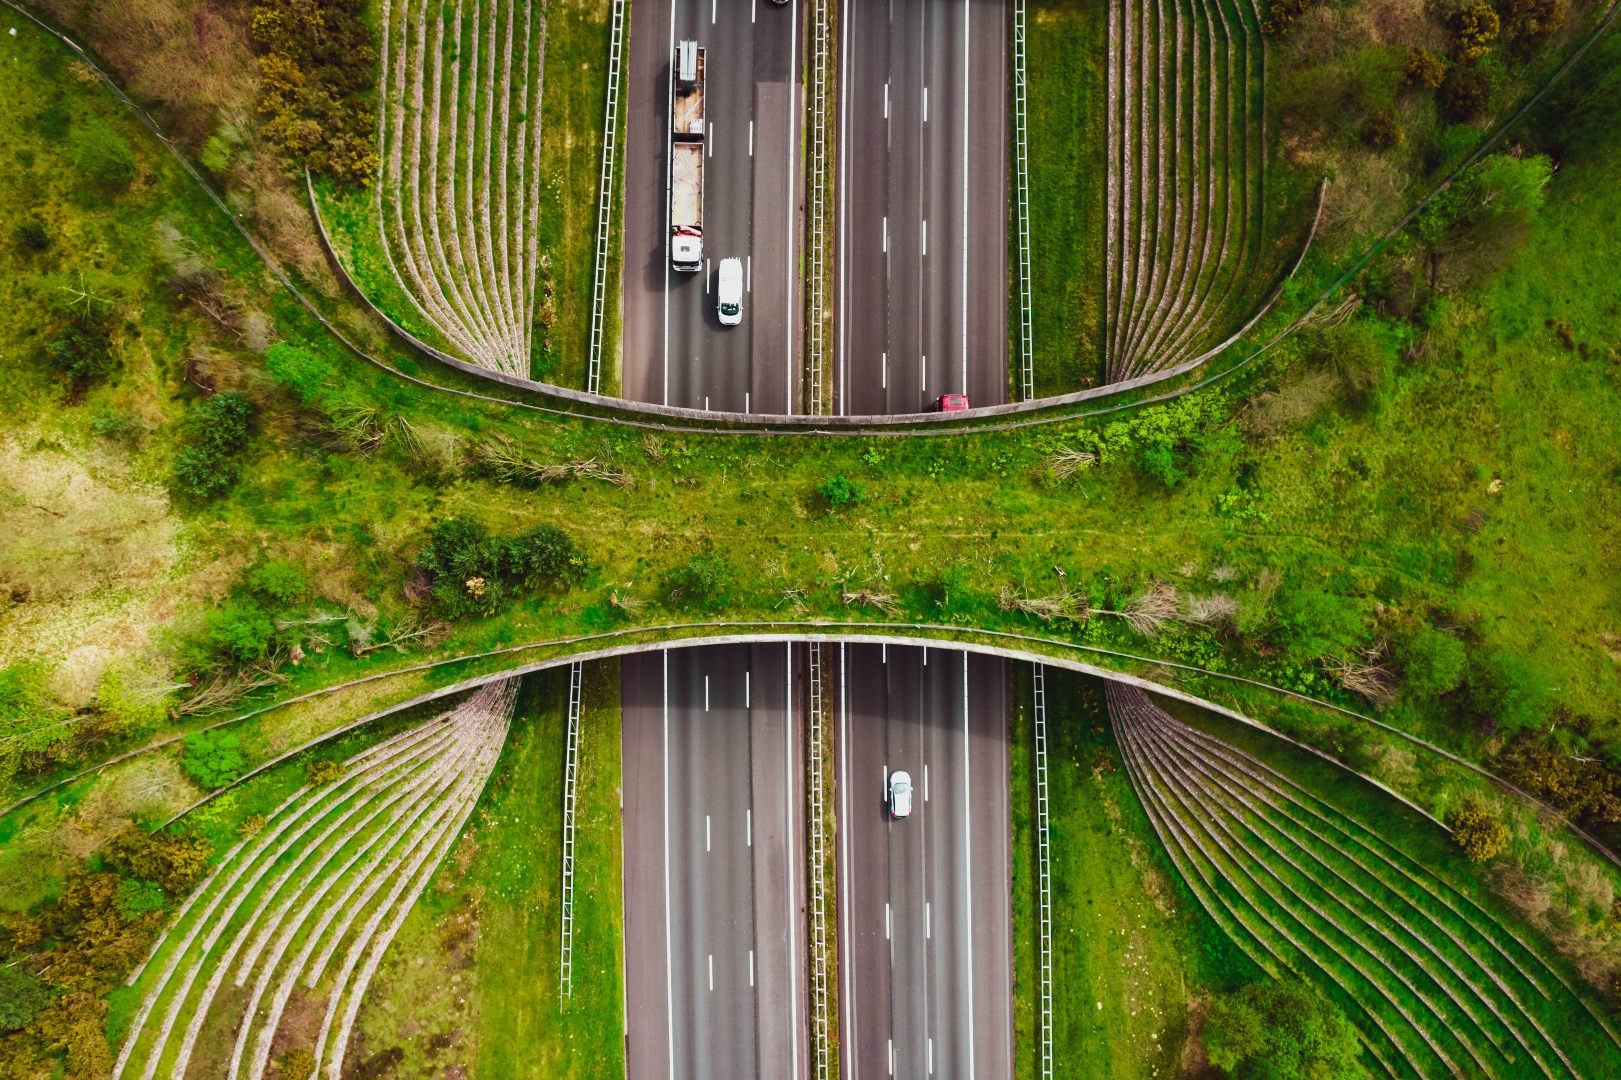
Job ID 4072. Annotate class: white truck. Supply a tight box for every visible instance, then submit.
[670,40,705,272]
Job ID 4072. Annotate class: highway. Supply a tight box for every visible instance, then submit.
[837,644,1013,1080]
[622,645,809,1080]
[622,0,803,414]
[836,0,1009,415]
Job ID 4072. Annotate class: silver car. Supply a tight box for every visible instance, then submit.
[889,770,913,819]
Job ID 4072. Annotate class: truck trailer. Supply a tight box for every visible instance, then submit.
[670,40,705,272]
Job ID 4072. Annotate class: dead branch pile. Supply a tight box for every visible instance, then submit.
[998,585,1091,623]
[1043,447,1098,481]
[1324,644,1400,708]
[471,434,633,488]
[842,588,900,616]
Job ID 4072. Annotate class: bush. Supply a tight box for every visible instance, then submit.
[1272,587,1366,662]
[1393,626,1467,698]
[1450,1,1500,61]
[1359,108,1403,150]
[1202,979,1363,1080]
[96,664,173,735]
[305,759,346,786]
[1262,0,1315,35]
[182,729,248,790]
[0,967,50,1033]
[250,560,309,605]
[172,391,255,500]
[664,551,732,609]
[1448,795,1510,861]
[44,320,117,382]
[264,342,334,404]
[102,829,213,894]
[1463,649,1548,734]
[1406,48,1447,90]
[817,475,866,510]
[1499,0,1566,49]
[414,518,587,618]
[1439,65,1493,122]
[278,1048,317,1080]
[172,445,243,499]
[113,878,167,921]
[252,0,380,184]
[205,601,277,663]
[13,220,49,250]
[76,126,137,189]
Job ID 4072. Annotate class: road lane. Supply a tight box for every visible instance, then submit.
[836,0,1009,415]
[837,644,1012,1080]
[622,0,801,413]
[623,645,807,1080]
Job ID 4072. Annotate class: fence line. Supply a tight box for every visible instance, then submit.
[808,643,831,1080]
[806,0,834,414]
[1033,662,1053,1080]
[559,660,585,998]
[1012,0,1035,401]
[586,0,628,394]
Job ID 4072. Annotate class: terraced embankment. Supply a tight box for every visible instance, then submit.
[1106,682,1621,1080]
[374,0,545,378]
[1103,0,1272,383]
[110,679,518,1080]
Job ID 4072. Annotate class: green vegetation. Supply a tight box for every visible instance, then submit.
[181,729,248,789]
[414,518,588,619]
[251,0,378,184]
[1203,979,1364,1080]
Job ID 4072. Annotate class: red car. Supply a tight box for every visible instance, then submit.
[931,394,970,412]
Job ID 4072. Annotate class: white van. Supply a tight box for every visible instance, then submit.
[717,257,743,326]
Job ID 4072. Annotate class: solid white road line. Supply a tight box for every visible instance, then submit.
[663,3,675,407]
[707,815,711,852]
[960,0,970,396]
[785,641,800,1080]
[784,5,798,413]
[963,652,976,1080]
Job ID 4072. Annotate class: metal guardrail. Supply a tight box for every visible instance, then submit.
[1033,662,1053,1080]
[808,643,831,1080]
[586,0,628,394]
[559,660,585,998]
[807,0,833,415]
[1012,0,1035,401]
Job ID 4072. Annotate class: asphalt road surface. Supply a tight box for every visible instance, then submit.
[622,0,803,414]
[837,644,1013,1080]
[836,0,1009,415]
[623,645,809,1080]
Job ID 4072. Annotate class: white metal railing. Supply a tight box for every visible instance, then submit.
[808,643,831,1079]
[1013,0,1035,401]
[806,0,833,415]
[1034,662,1053,1080]
[586,0,628,394]
[559,660,585,998]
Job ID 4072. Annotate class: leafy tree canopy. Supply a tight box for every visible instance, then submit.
[1203,979,1366,1080]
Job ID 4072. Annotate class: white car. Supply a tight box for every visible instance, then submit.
[717,257,743,326]
[888,770,913,819]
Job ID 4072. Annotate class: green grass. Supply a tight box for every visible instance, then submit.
[1010,666,1259,1079]
[352,661,624,1077]
[1024,1,1107,395]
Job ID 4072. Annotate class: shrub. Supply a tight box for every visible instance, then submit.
[278,1048,317,1080]
[1439,65,1493,122]
[1406,48,1447,89]
[665,551,732,609]
[1463,649,1548,734]
[172,445,243,499]
[76,126,137,189]
[1272,587,1366,662]
[1449,795,1510,861]
[1450,1,1500,61]
[205,601,277,663]
[13,220,49,250]
[1359,109,1404,150]
[102,829,213,894]
[252,0,380,184]
[172,392,255,500]
[1262,0,1315,35]
[305,759,346,786]
[44,320,117,382]
[91,407,148,445]
[1393,626,1467,698]
[113,878,167,921]
[414,518,587,618]
[817,475,866,510]
[264,342,334,404]
[250,560,309,605]
[1499,0,1567,49]
[0,967,50,1032]
[97,664,174,735]
[1202,980,1363,1080]
[182,729,248,790]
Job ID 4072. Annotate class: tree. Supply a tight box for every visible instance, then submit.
[1449,795,1510,861]
[0,967,50,1032]
[205,601,277,663]
[44,320,117,382]
[250,560,310,605]
[1405,49,1447,90]
[1439,65,1493,122]
[1450,1,1500,61]
[1203,980,1365,1080]
[182,729,249,790]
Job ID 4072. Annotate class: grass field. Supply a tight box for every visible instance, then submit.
[1010,665,1259,1080]
[1024,1,1107,395]
[349,660,624,1078]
